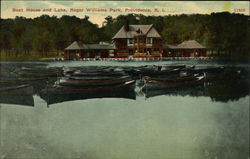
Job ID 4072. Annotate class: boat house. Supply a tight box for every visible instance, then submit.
[64,41,115,60]
[163,40,206,57]
[64,24,206,60]
[112,24,163,58]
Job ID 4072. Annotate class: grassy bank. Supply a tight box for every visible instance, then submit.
[0,51,63,61]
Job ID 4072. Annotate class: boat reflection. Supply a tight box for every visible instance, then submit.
[142,76,250,102]
[0,95,34,106]
[0,84,35,106]
[0,64,249,106]
[39,83,136,105]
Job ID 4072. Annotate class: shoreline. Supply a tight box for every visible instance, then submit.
[1,56,250,62]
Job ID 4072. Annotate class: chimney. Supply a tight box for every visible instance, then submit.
[124,20,129,32]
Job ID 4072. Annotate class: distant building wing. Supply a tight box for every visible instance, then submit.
[65,41,84,50]
[177,40,206,49]
[163,40,206,49]
[163,43,179,49]
[65,41,115,50]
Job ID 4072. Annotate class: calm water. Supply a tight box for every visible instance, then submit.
[0,61,249,159]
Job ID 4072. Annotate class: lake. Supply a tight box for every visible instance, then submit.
[0,60,249,159]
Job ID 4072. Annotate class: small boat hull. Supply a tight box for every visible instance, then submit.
[40,80,135,94]
[58,76,132,87]
[143,75,205,90]
[139,68,182,77]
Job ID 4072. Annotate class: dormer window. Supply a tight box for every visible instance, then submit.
[136,29,143,34]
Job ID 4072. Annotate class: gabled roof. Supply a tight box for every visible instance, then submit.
[177,40,205,49]
[112,24,161,39]
[65,41,115,50]
[163,44,179,49]
[65,41,83,50]
[163,40,206,49]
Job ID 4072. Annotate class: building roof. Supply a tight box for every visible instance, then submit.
[65,41,115,50]
[177,40,205,49]
[163,44,179,49]
[112,24,161,39]
[163,40,206,49]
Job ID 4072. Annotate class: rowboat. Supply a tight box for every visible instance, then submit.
[69,71,126,77]
[0,84,33,95]
[58,76,132,87]
[63,68,127,78]
[143,74,205,90]
[143,73,202,81]
[52,80,135,93]
[158,64,187,69]
[20,66,61,72]
[16,66,62,77]
[138,67,182,77]
[17,70,61,77]
[0,69,11,76]
[63,66,120,75]
[0,77,48,85]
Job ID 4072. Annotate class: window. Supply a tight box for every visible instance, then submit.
[147,38,152,44]
[129,49,133,55]
[128,38,133,44]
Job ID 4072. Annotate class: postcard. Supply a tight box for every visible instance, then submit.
[0,1,249,159]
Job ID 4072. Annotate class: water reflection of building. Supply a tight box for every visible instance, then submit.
[64,24,207,60]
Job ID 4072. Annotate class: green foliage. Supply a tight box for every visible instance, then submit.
[0,12,249,58]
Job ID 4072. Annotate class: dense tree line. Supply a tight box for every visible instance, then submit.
[0,12,249,57]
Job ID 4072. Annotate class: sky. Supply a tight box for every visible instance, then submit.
[1,1,249,26]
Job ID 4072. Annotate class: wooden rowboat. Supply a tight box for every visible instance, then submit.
[39,80,136,105]
[17,71,61,77]
[143,74,205,90]
[42,80,135,95]
[0,77,48,85]
[39,82,136,105]
[138,68,182,77]
[69,71,126,77]
[142,73,202,82]
[58,76,132,87]
[16,66,62,77]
